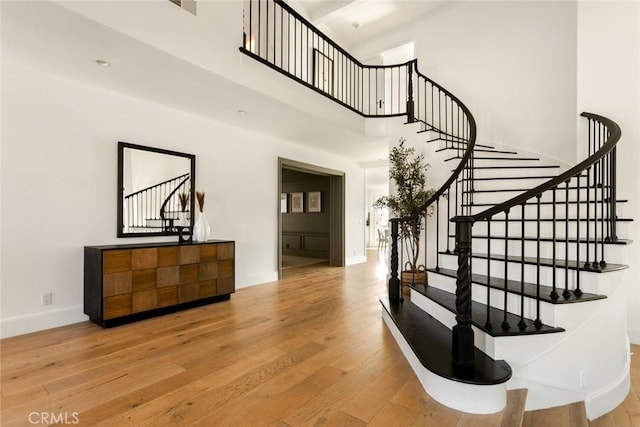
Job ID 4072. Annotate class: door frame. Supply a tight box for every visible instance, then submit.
[278,158,345,279]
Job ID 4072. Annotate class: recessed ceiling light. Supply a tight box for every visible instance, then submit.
[95,59,111,67]
[237,110,247,114]
[352,22,360,29]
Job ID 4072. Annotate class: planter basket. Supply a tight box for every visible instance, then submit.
[400,263,427,296]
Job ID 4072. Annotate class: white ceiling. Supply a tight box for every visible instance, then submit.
[294,0,448,51]
[0,0,432,191]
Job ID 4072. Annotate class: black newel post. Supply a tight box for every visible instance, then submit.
[388,219,401,301]
[406,64,415,123]
[452,216,474,369]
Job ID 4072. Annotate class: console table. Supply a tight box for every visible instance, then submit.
[84,240,234,327]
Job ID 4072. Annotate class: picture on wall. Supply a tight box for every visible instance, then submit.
[291,192,304,213]
[280,193,288,213]
[308,191,321,212]
[313,49,333,96]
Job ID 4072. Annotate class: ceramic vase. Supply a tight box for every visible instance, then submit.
[193,210,211,242]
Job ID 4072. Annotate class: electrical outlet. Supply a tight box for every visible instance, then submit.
[41,292,53,306]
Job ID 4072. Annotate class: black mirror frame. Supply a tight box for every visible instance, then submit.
[117,141,196,238]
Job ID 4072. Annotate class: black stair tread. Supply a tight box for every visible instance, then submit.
[445,156,540,162]
[470,217,633,222]
[461,199,628,207]
[445,234,633,245]
[437,148,518,155]
[467,185,611,193]
[438,251,629,273]
[411,285,565,337]
[473,157,540,161]
[379,297,512,384]
[426,267,606,304]
[462,175,559,181]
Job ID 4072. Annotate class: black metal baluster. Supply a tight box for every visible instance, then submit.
[436,197,440,271]
[486,219,492,330]
[502,209,510,331]
[575,176,582,297]
[550,188,559,300]
[519,203,526,330]
[585,166,591,269]
[600,131,607,268]
[563,180,570,298]
[534,195,542,328]
[446,187,452,253]
[610,145,617,242]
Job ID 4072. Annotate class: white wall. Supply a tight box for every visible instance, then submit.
[576,1,640,344]
[414,1,578,164]
[0,62,366,338]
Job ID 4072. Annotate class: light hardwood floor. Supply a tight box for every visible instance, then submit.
[1,250,638,426]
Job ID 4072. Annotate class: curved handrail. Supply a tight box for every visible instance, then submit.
[160,176,191,222]
[393,62,477,223]
[124,173,190,199]
[471,112,621,222]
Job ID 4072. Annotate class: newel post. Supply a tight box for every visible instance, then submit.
[406,63,415,123]
[388,219,401,301]
[451,216,474,369]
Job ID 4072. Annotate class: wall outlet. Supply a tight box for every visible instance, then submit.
[41,292,53,306]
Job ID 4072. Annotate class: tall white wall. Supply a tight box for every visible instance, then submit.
[414,1,578,164]
[576,1,640,344]
[0,62,366,338]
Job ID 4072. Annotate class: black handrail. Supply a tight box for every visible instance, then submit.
[393,63,477,222]
[159,176,191,229]
[471,113,620,222]
[124,173,190,199]
[241,0,413,117]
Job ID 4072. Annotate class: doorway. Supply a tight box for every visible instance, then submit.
[278,158,345,279]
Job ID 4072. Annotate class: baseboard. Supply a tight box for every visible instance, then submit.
[0,306,88,339]
[346,255,367,266]
[628,328,640,345]
[236,272,279,289]
[586,359,630,420]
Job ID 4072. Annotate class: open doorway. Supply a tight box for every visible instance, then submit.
[278,158,345,279]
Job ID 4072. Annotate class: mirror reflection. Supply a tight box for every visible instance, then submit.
[117,142,196,237]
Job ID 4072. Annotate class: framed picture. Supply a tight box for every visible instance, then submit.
[280,193,288,213]
[290,192,304,213]
[308,191,321,212]
[313,49,333,95]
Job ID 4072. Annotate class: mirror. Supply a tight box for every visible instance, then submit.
[117,141,196,237]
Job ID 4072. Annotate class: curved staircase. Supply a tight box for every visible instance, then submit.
[238,0,633,420]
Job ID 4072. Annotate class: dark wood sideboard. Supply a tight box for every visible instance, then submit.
[84,240,234,327]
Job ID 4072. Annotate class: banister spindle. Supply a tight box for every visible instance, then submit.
[519,203,526,330]
[564,180,571,299]
[535,195,542,328]
[575,176,582,297]
[502,209,510,331]
[486,219,492,331]
[550,187,559,300]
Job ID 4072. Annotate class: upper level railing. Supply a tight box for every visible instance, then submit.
[241,0,410,117]
[241,0,478,369]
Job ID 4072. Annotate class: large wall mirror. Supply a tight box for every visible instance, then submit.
[117,141,196,237]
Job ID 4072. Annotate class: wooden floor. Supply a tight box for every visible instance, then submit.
[1,250,638,426]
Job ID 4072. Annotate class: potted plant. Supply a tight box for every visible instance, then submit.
[374,138,436,291]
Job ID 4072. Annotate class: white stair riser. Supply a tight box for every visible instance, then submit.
[470,220,628,240]
[470,168,561,179]
[467,239,627,265]
[467,187,613,205]
[438,255,613,295]
[467,201,625,219]
[428,273,558,324]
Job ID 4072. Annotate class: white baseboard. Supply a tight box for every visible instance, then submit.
[0,306,88,339]
[346,255,367,266]
[628,328,640,345]
[235,272,279,289]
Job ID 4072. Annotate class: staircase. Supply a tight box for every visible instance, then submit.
[238,0,633,420]
[382,112,632,420]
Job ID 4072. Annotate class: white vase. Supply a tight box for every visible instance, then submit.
[193,210,211,242]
